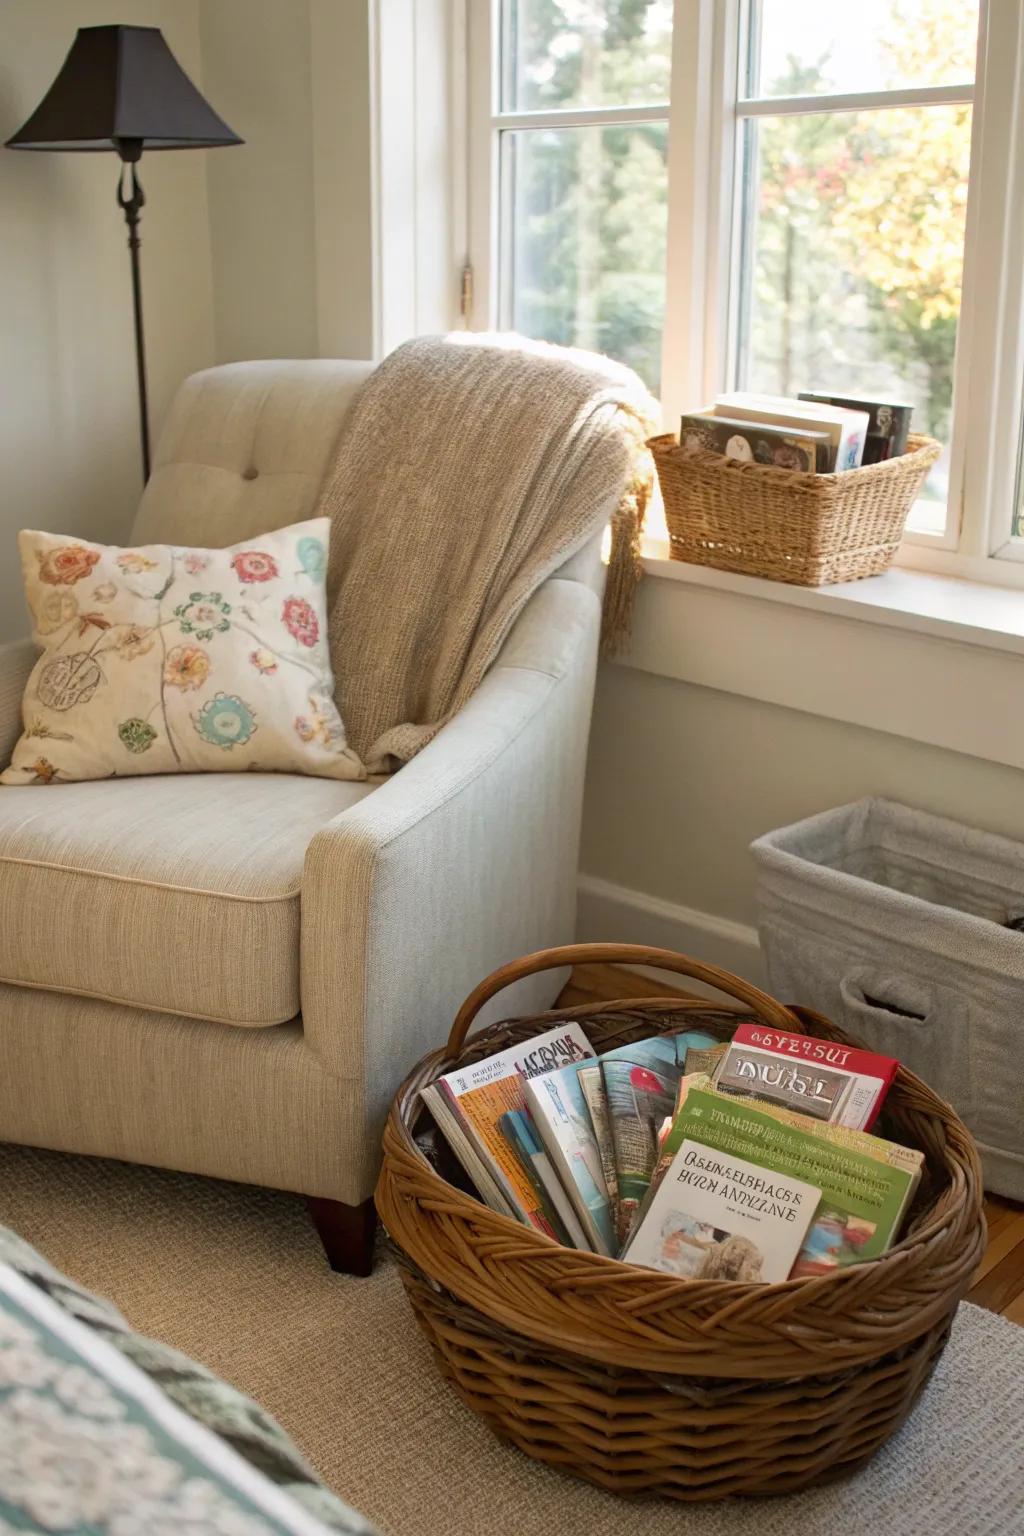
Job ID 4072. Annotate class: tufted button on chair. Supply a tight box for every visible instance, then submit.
[0,359,606,1274]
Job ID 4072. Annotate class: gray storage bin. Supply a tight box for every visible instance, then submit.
[751,797,1024,1199]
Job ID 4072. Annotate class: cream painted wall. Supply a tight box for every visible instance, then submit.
[580,663,1024,931]
[0,0,217,643]
[199,0,375,365]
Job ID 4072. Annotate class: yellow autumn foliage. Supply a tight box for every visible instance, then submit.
[831,1,975,328]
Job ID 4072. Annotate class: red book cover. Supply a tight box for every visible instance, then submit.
[717,1023,899,1131]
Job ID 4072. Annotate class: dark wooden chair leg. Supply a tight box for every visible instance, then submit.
[306,1196,377,1277]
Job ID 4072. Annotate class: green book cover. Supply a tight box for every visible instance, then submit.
[664,1085,917,1277]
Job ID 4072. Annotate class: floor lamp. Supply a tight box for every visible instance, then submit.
[5,25,242,481]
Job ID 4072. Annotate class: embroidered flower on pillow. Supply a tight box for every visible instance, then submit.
[231,549,279,583]
[1,518,362,786]
[194,693,258,749]
[164,646,211,692]
[38,544,100,586]
[282,596,319,648]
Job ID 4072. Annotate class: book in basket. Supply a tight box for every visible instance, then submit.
[420,1022,594,1234]
[713,1022,898,1130]
[523,1063,617,1255]
[669,1081,927,1271]
[498,1109,589,1248]
[633,1084,922,1278]
[600,1030,717,1246]
[624,1137,821,1283]
[576,1062,619,1233]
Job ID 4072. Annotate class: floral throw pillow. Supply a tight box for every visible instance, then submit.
[1,518,364,785]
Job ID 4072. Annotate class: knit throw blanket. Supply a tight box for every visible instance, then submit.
[317,333,658,772]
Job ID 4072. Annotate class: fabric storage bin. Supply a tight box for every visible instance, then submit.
[751,797,1024,1199]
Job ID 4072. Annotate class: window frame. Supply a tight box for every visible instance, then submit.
[465,0,1024,586]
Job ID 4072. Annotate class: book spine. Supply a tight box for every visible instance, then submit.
[523,1079,608,1255]
[438,1080,534,1224]
[497,1113,572,1243]
[419,1086,519,1220]
[578,1065,619,1233]
[530,1147,590,1249]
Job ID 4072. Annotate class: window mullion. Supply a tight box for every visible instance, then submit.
[737,82,973,117]
[465,0,497,329]
[492,104,669,131]
[659,0,735,428]
[953,0,1024,559]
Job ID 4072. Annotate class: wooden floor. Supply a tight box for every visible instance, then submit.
[556,962,1024,1325]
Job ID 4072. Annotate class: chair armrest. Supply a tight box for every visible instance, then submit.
[300,577,601,1196]
[0,638,36,767]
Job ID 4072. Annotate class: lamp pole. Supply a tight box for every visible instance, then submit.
[116,141,150,481]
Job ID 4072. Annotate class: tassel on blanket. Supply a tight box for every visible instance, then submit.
[600,419,656,659]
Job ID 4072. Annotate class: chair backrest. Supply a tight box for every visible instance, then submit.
[130,359,375,548]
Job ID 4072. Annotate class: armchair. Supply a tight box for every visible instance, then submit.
[0,360,605,1274]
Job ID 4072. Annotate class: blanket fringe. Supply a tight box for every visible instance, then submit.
[600,431,654,659]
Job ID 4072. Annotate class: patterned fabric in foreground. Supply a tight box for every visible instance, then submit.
[0,1228,376,1536]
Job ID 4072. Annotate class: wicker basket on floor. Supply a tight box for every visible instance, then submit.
[649,431,941,585]
[377,943,985,1502]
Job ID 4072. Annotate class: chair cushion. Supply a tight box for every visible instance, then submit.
[131,360,375,550]
[0,773,377,1026]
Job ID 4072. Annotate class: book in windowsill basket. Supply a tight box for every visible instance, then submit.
[624,1081,924,1281]
[419,1021,593,1237]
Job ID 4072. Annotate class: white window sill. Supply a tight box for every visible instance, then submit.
[617,542,1024,773]
[640,540,1024,657]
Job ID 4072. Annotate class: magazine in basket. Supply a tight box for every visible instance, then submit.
[600,1031,717,1245]
[712,1022,898,1130]
[420,1022,594,1237]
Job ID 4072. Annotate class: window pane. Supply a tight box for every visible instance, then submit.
[501,0,672,112]
[503,124,667,390]
[735,104,971,519]
[747,0,978,99]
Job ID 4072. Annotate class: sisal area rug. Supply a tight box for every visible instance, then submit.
[0,1142,1021,1536]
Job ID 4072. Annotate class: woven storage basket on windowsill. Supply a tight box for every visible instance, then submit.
[376,943,985,1503]
[649,431,941,585]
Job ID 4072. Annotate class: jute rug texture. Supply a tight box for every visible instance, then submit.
[0,1142,1020,1536]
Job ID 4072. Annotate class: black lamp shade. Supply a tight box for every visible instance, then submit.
[5,25,242,155]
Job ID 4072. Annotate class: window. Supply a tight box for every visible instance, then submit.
[734,2,976,532]
[466,0,1024,584]
[491,1,672,392]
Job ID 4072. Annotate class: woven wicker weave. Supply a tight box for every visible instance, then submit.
[377,944,985,1502]
[650,431,941,585]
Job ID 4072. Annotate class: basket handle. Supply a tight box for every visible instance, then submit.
[446,942,801,1055]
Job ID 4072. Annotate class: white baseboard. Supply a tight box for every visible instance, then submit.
[576,873,766,991]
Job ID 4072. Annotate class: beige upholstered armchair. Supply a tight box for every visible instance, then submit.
[0,360,605,1273]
